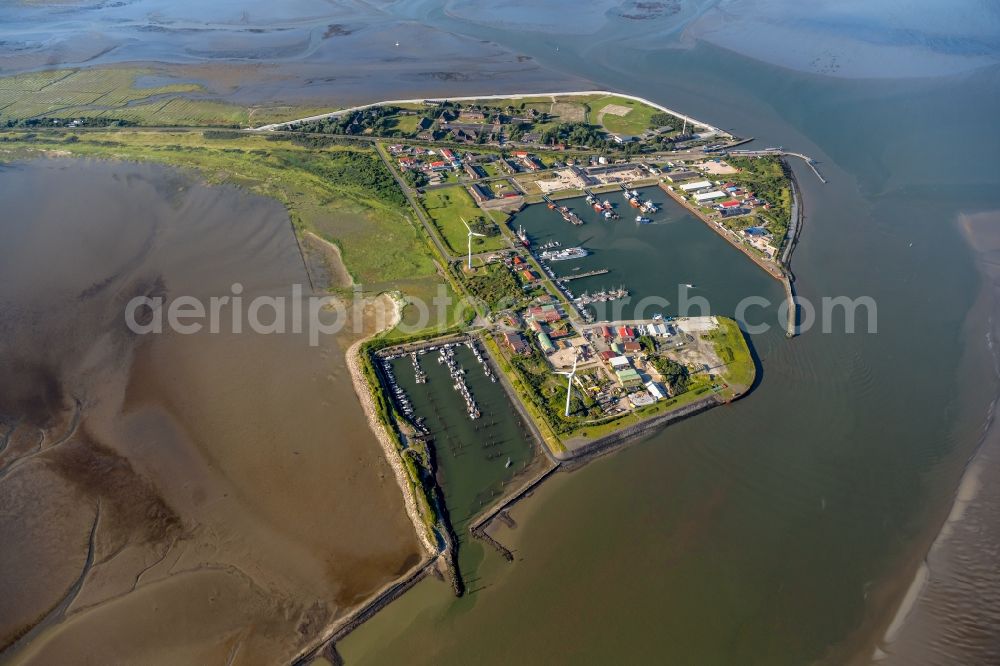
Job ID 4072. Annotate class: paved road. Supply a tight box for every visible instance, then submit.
[372,142,457,263]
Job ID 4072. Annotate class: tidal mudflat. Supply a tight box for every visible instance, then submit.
[0,159,421,663]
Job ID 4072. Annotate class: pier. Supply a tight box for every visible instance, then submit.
[542,194,583,225]
[728,148,827,184]
[556,268,610,282]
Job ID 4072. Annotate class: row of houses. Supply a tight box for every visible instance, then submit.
[593,321,676,343]
[390,144,462,176]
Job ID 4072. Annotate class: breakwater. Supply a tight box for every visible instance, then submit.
[561,394,723,466]
[779,165,807,337]
[293,555,439,666]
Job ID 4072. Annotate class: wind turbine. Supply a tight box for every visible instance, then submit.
[461,216,485,270]
[556,355,578,418]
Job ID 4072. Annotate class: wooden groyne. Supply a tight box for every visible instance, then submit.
[472,528,514,562]
[496,510,517,529]
[468,464,560,563]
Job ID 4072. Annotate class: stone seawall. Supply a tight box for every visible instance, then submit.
[297,555,439,666]
[563,394,722,466]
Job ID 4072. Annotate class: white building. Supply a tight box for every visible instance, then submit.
[646,381,666,401]
[680,180,713,192]
[610,356,631,369]
[693,190,726,203]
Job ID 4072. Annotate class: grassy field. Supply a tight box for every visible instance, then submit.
[0,129,456,335]
[390,114,422,133]
[705,316,756,393]
[549,100,588,122]
[451,93,668,136]
[382,275,470,340]
[481,162,505,178]
[421,186,509,255]
[0,67,331,128]
[581,94,661,135]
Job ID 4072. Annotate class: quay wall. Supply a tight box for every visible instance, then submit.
[656,172,799,337]
[657,181,784,281]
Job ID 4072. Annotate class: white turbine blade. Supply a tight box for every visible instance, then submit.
[460,216,472,232]
[471,232,486,237]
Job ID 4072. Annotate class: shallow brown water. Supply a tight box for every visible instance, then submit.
[0,159,420,664]
[875,211,1000,665]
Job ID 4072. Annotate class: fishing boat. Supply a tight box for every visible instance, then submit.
[517,224,530,247]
